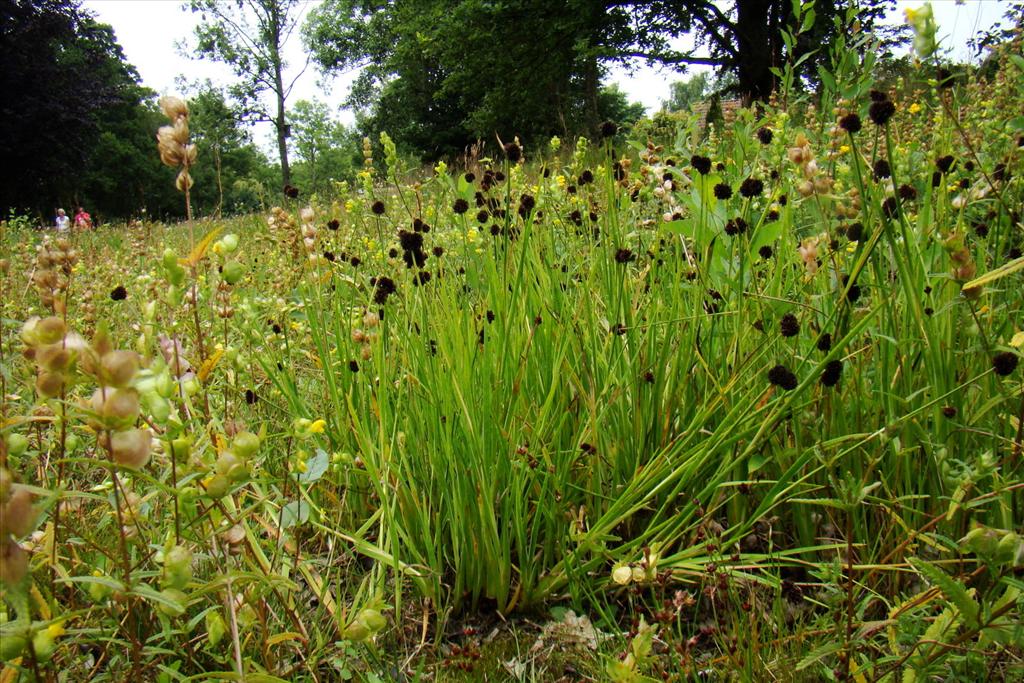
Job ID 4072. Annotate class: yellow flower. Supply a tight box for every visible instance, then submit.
[908,103,921,114]
[309,419,326,434]
[839,144,850,154]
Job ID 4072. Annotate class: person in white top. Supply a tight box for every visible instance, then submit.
[55,208,70,232]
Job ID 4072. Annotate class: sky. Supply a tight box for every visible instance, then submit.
[82,0,1010,151]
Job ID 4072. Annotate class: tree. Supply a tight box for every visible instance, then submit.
[188,83,250,216]
[289,100,360,195]
[663,72,711,112]
[0,0,154,217]
[185,0,308,189]
[305,0,692,158]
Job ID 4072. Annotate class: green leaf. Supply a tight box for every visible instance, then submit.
[280,500,310,529]
[296,448,329,484]
[910,558,979,628]
[962,255,1024,293]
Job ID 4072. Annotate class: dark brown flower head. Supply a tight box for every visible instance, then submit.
[840,274,861,302]
[869,89,888,102]
[388,248,398,258]
[284,184,299,199]
[869,100,896,125]
[398,230,423,252]
[372,276,396,305]
[758,245,773,259]
[816,333,832,352]
[898,184,917,201]
[600,120,618,138]
[993,351,1019,376]
[882,196,899,219]
[323,251,336,262]
[245,389,257,404]
[839,113,862,134]
[327,219,340,230]
[691,155,712,176]
[503,143,522,163]
[739,178,764,198]
[494,170,506,182]
[110,285,127,301]
[432,246,444,257]
[614,248,636,264]
[519,194,535,212]
[464,172,476,183]
[476,209,488,223]
[348,360,359,373]
[349,256,361,267]
[613,161,626,181]
[371,200,386,215]
[714,183,732,200]
[936,155,955,173]
[767,365,798,390]
[756,126,773,145]
[873,159,891,180]
[452,198,469,214]
[723,217,748,236]
[820,360,843,387]
[779,313,799,337]
[846,222,864,242]
[942,405,957,418]
[578,170,594,185]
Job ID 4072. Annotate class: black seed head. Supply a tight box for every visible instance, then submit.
[869,100,896,125]
[504,143,522,163]
[820,360,843,387]
[452,198,469,214]
[767,365,798,390]
[758,245,773,259]
[873,159,891,180]
[839,113,862,134]
[614,248,636,264]
[993,352,1019,376]
[936,155,955,173]
[348,360,359,373]
[779,313,800,337]
[756,126,773,145]
[371,200,386,215]
[691,155,712,176]
[816,333,832,352]
[327,219,340,230]
[110,285,127,301]
[714,183,732,200]
[739,178,764,198]
[600,120,618,138]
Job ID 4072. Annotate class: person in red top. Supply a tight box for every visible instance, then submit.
[74,206,92,230]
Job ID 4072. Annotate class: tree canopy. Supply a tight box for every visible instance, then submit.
[305,0,904,160]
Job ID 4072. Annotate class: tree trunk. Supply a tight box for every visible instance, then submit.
[582,55,601,134]
[274,75,291,188]
[214,147,223,219]
[735,0,777,103]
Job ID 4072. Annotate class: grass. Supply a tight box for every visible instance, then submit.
[1,24,1023,683]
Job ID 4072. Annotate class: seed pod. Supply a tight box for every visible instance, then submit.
[37,344,72,372]
[35,371,64,398]
[110,429,152,470]
[0,539,29,585]
[100,350,139,387]
[204,474,230,499]
[2,487,36,538]
[35,317,66,345]
[232,432,260,458]
[158,95,189,121]
[102,388,141,429]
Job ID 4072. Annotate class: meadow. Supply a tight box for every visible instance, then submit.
[1,27,1023,683]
